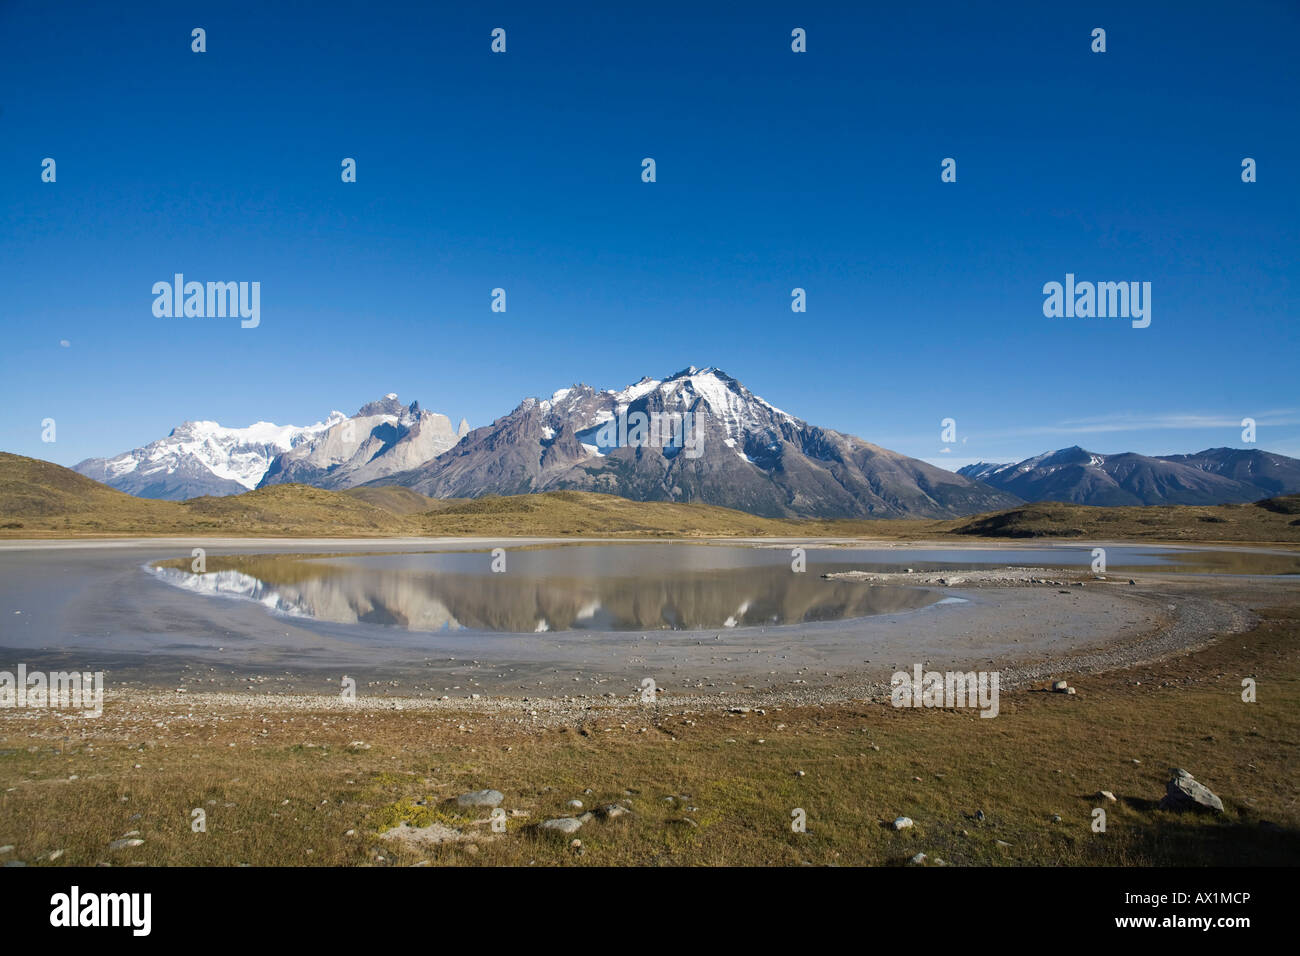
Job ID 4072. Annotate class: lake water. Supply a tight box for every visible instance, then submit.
[149,542,1300,635]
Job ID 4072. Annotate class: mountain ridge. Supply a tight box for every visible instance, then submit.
[73,395,467,501]
[6,451,1300,543]
[958,445,1300,506]
[368,366,1021,519]
[70,370,1298,518]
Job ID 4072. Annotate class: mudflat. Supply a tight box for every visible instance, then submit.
[0,537,1284,703]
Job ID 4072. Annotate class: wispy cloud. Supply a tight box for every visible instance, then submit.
[923,457,986,472]
[887,409,1300,469]
[959,410,1298,443]
[1041,410,1300,436]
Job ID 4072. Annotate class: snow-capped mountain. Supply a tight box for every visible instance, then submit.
[73,395,466,500]
[68,376,1300,516]
[374,367,1023,519]
[958,446,1300,506]
[74,415,347,500]
[258,394,469,490]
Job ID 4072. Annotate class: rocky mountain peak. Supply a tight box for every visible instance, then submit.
[356,394,407,418]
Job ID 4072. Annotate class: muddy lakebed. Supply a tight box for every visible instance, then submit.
[0,538,1293,698]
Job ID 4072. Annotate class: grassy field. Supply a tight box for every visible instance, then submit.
[2,603,1296,867]
[4,451,1300,543]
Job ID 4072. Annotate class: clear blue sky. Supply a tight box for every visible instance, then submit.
[2,0,1297,471]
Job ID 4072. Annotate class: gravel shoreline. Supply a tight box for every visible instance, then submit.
[2,572,1271,731]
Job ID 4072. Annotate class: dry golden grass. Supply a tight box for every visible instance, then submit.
[3,451,1299,544]
[949,498,1300,544]
[2,605,1296,866]
[342,487,463,516]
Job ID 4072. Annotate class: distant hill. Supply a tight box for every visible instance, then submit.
[0,452,167,525]
[950,494,1300,542]
[4,452,1298,542]
[0,452,821,537]
[341,486,450,516]
[959,446,1300,507]
[1,452,407,536]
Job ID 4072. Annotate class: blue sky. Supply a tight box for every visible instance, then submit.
[1,0,1297,472]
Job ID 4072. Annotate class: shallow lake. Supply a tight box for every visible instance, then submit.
[149,542,1300,635]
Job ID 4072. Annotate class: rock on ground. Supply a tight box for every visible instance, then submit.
[456,789,504,808]
[1159,768,1224,814]
[539,818,583,834]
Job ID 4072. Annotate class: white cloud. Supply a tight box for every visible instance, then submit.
[923,457,985,472]
[989,409,1300,440]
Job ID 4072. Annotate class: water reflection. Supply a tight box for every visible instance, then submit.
[149,541,1297,635]
[149,555,940,633]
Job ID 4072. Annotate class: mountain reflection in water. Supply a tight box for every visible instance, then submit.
[150,551,941,633]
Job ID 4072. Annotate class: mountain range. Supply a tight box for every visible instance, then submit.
[375,367,1020,518]
[259,394,469,491]
[70,369,1300,517]
[959,446,1300,507]
[71,368,1019,518]
[74,415,346,499]
[75,395,468,501]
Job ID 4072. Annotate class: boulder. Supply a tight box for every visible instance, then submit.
[539,817,583,834]
[456,789,504,808]
[1159,769,1223,814]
